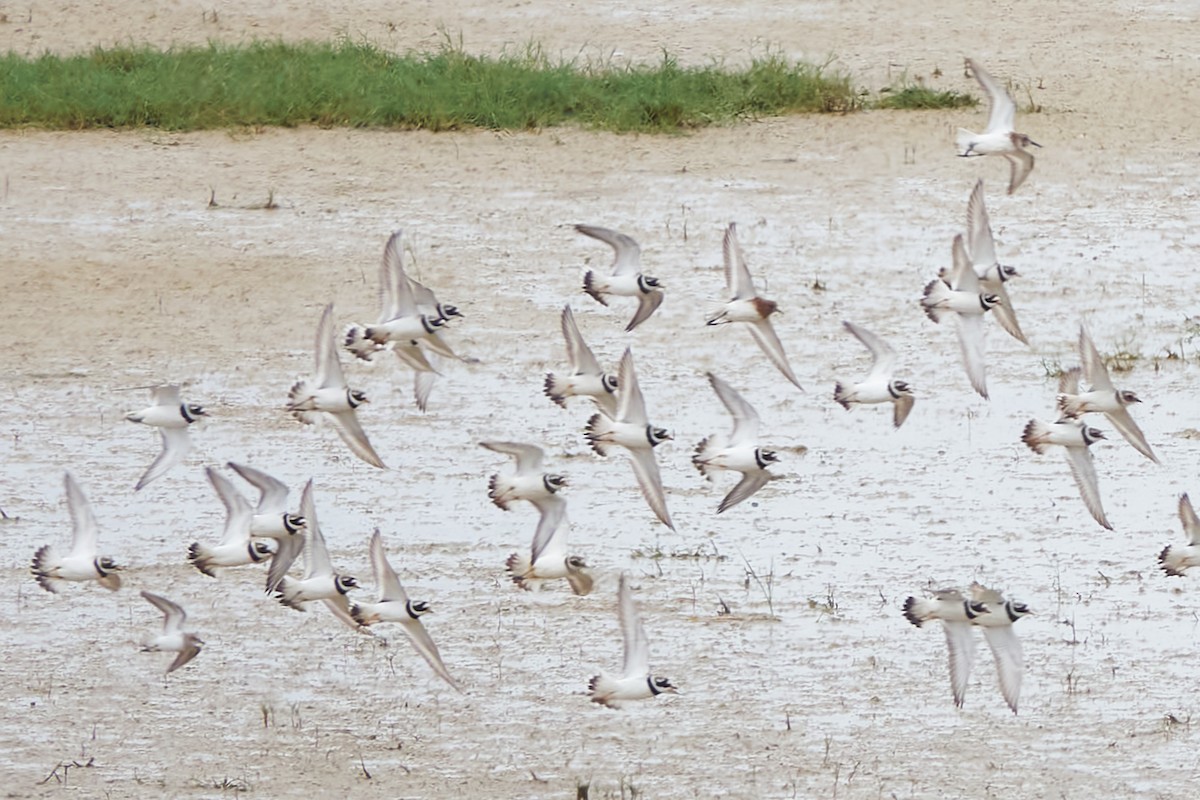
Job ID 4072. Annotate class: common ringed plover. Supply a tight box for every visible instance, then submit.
[576,224,664,332]
[31,472,123,593]
[707,223,804,391]
[589,574,678,708]
[693,372,780,513]
[350,530,459,689]
[139,590,203,674]
[288,303,386,469]
[834,320,915,428]
[125,384,207,491]
[957,58,1041,194]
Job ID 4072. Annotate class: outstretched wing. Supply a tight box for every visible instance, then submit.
[722,223,756,300]
[327,410,386,469]
[955,313,989,400]
[1004,150,1035,195]
[942,620,977,708]
[529,497,569,565]
[706,372,760,446]
[965,179,998,269]
[717,471,771,514]
[1078,325,1113,392]
[400,617,461,690]
[625,289,664,333]
[369,529,408,604]
[561,304,603,374]
[135,427,192,491]
[313,303,347,391]
[379,230,420,320]
[64,472,99,559]
[747,318,804,391]
[575,224,642,276]
[1103,406,1158,464]
[141,590,187,634]
[1181,494,1200,546]
[206,467,253,546]
[150,384,182,407]
[299,480,333,578]
[227,462,289,515]
[628,449,674,531]
[842,320,897,384]
[1064,445,1113,530]
[615,348,649,426]
[966,58,1015,134]
[981,625,1024,713]
[618,574,650,679]
[479,441,545,474]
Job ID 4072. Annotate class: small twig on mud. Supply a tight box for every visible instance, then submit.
[39,757,94,785]
[739,552,776,618]
[358,754,371,779]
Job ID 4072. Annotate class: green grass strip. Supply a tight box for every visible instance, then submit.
[876,84,976,110]
[0,40,878,132]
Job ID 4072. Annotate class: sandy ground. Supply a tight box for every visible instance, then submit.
[2,2,1200,798]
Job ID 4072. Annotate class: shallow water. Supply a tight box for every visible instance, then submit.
[2,40,1200,800]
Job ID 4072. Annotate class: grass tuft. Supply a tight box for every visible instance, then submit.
[0,40,865,132]
[875,83,976,110]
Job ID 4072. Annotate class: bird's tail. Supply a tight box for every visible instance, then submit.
[30,545,60,593]
[582,271,608,306]
[691,437,720,480]
[588,672,619,706]
[187,542,217,578]
[274,578,306,611]
[487,474,511,510]
[902,596,929,628]
[1056,393,1087,419]
[1158,545,1189,578]
[1021,419,1053,455]
[956,128,979,156]
[286,381,320,424]
[343,325,381,361]
[349,603,378,626]
[584,413,616,457]
[543,373,570,409]
[833,381,855,410]
[920,279,953,323]
[505,552,534,590]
